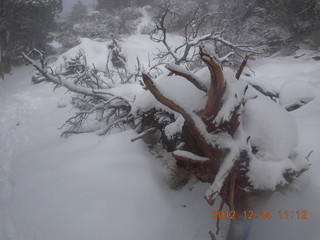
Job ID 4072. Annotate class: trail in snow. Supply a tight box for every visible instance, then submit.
[0,67,35,239]
[0,67,71,239]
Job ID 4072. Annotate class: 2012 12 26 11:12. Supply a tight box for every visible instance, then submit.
[211,210,309,220]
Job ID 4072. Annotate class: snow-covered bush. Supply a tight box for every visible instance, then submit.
[117,7,144,34]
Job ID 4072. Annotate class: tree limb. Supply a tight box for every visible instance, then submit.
[142,73,214,158]
[199,45,225,118]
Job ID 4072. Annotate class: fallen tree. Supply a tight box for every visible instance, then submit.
[22,40,309,240]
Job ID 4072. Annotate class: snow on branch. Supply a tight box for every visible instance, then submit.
[165,62,208,92]
[205,147,239,205]
[142,73,213,158]
[22,50,134,135]
[173,150,211,163]
[23,52,110,100]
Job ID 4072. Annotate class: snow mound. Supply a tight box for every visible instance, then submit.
[279,81,320,110]
[242,95,309,190]
[243,97,298,160]
[247,157,296,190]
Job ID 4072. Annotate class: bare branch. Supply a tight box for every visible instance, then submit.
[219,52,235,62]
[96,114,132,136]
[131,127,157,142]
[23,52,111,100]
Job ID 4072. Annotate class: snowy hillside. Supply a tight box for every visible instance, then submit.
[1,34,320,240]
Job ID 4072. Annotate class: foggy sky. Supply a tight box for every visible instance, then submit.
[62,0,97,15]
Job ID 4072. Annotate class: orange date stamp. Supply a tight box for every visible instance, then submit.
[211,210,309,220]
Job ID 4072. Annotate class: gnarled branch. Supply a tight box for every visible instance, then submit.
[142,73,213,158]
[199,45,225,118]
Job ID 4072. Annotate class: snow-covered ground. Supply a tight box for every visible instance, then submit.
[1,35,320,240]
[0,68,215,240]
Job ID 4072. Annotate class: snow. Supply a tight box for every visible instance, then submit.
[48,40,63,50]
[1,32,320,240]
[200,43,220,62]
[279,81,320,110]
[133,75,206,115]
[242,51,320,94]
[0,65,216,240]
[243,52,320,239]
[243,97,298,161]
[107,83,144,102]
[173,150,210,162]
[214,68,247,123]
[248,97,320,240]
[10,131,173,240]
[248,157,297,190]
[164,115,184,139]
[136,6,153,34]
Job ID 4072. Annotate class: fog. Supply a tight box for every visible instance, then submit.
[62,0,96,15]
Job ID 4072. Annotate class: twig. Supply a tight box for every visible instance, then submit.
[306,150,314,160]
[131,127,157,142]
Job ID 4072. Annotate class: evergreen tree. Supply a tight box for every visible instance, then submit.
[0,0,62,77]
[69,1,87,24]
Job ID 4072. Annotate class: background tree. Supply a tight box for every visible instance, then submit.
[96,0,130,10]
[216,0,320,50]
[0,0,62,78]
[68,0,87,25]
[96,0,154,10]
[265,0,320,45]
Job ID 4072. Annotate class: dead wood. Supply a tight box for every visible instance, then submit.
[235,55,250,80]
[199,45,225,118]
